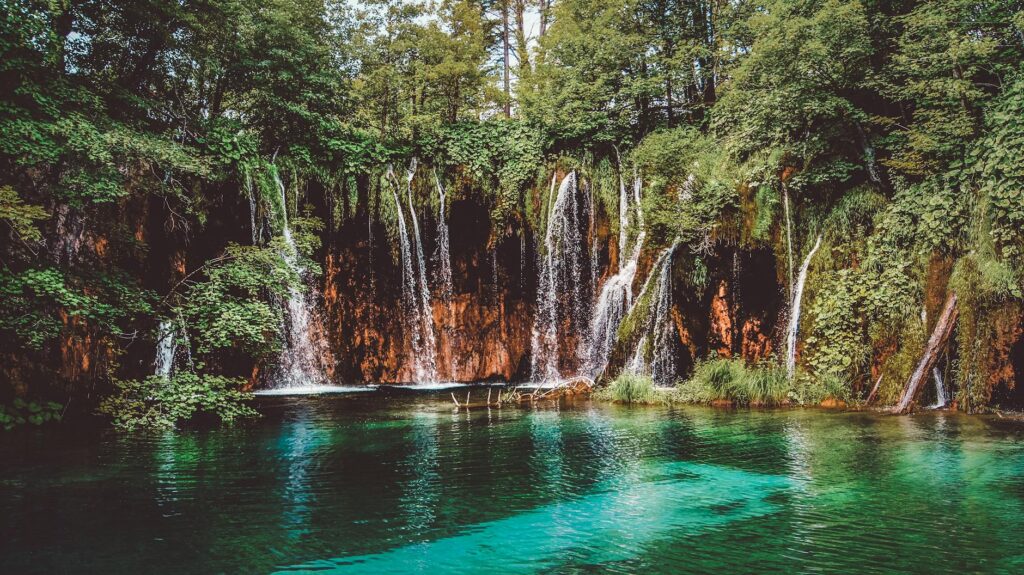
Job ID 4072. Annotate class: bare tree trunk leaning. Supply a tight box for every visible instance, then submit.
[893,292,958,414]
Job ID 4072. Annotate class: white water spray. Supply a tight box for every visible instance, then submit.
[387,163,437,382]
[434,169,453,303]
[586,174,646,377]
[623,244,679,384]
[273,169,330,388]
[931,368,947,408]
[244,171,261,245]
[405,160,438,381]
[154,320,177,379]
[782,185,794,299]
[785,235,821,380]
[530,172,589,381]
[650,252,678,385]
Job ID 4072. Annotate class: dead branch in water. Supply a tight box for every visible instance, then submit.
[451,387,501,409]
[530,376,595,401]
[451,378,595,409]
[893,292,958,414]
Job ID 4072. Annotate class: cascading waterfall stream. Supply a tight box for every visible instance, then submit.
[273,169,330,388]
[919,309,948,409]
[530,172,589,381]
[623,244,679,385]
[782,184,794,299]
[433,169,453,303]
[405,160,439,382]
[931,368,947,408]
[244,171,261,245]
[785,236,822,380]
[387,163,438,383]
[154,320,177,379]
[649,249,678,385]
[387,165,419,365]
[586,174,646,377]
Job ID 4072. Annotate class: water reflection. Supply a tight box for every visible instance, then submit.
[398,413,440,534]
[1,396,1023,575]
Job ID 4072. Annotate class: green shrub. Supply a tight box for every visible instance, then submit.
[98,373,258,431]
[0,398,63,431]
[595,373,660,405]
[791,371,852,405]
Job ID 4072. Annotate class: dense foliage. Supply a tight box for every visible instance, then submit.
[2,0,1023,426]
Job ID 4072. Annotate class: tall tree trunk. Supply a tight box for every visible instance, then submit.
[515,0,530,75]
[894,292,958,414]
[54,2,74,73]
[539,0,549,38]
[665,76,674,125]
[502,0,512,117]
[692,0,716,109]
[664,37,675,125]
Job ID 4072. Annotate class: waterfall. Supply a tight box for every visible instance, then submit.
[650,250,678,385]
[491,245,499,299]
[586,175,646,377]
[520,231,526,290]
[386,166,418,358]
[622,244,678,385]
[154,320,177,379]
[405,160,438,382]
[530,172,589,381]
[588,182,599,298]
[433,169,453,302]
[785,235,822,380]
[782,184,794,300]
[627,335,648,375]
[387,163,437,383]
[273,169,329,388]
[618,173,629,257]
[931,368,947,408]
[244,171,261,245]
[368,201,374,281]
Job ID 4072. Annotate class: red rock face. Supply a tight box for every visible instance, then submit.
[322,253,535,383]
[709,280,733,356]
[433,293,531,381]
[602,243,783,382]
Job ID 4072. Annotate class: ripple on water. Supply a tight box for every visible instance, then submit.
[1,396,1024,575]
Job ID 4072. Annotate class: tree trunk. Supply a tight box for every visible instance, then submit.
[893,292,958,414]
[502,1,512,117]
[514,0,530,75]
[539,0,549,38]
[55,3,74,73]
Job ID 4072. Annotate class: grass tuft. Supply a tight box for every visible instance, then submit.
[677,357,791,407]
[595,373,661,405]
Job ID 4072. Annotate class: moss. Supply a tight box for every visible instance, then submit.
[870,319,925,406]
[950,251,1023,411]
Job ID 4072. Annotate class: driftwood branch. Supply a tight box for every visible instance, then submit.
[893,292,958,414]
[866,375,883,405]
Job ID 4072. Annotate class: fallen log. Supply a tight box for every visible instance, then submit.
[531,376,595,400]
[893,292,958,414]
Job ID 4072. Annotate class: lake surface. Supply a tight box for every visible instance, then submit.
[2,387,1024,574]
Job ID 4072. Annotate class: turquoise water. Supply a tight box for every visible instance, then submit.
[2,389,1024,574]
